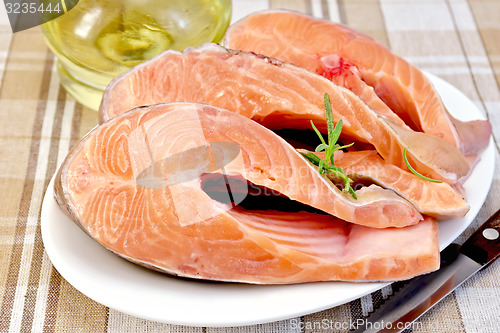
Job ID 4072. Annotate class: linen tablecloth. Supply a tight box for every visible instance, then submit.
[0,0,499,332]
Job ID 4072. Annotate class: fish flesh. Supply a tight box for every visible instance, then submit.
[224,10,492,156]
[55,103,438,284]
[303,150,469,219]
[59,102,421,229]
[98,43,469,184]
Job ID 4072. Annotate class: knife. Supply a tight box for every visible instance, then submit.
[351,208,500,333]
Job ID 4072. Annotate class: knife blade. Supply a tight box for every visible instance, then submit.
[350,208,500,333]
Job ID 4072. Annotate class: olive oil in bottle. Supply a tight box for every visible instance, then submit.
[42,0,232,110]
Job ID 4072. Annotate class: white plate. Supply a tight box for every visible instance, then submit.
[41,74,495,327]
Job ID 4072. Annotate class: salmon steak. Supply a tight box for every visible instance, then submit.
[98,43,470,184]
[55,103,439,284]
[224,10,492,156]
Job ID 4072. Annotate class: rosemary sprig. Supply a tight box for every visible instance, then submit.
[301,93,357,199]
[403,147,443,183]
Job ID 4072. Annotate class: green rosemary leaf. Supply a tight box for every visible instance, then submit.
[300,93,357,199]
[335,142,355,150]
[318,159,325,174]
[315,143,329,152]
[327,165,346,175]
[310,120,326,145]
[324,94,335,144]
[300,152,321,166]
[403,147,443,183]
[330,119,343,148]
[348,187,357,200]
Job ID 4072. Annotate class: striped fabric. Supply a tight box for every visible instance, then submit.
[0,0,499,332]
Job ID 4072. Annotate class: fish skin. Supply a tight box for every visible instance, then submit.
[98,43,469,184]
[56,103,438,284]
[224,9,492,156]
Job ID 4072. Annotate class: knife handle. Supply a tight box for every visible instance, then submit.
[460,208,500,265]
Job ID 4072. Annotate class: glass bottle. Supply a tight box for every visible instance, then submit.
[41,0,232,110]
